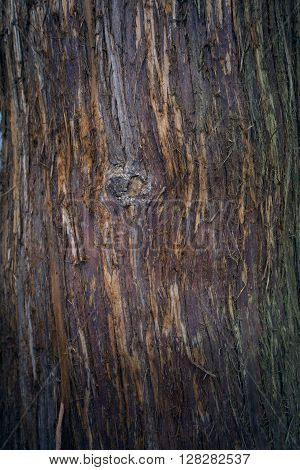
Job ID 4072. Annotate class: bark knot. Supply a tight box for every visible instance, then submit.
[105,170,151,206]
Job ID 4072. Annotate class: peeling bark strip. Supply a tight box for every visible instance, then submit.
[55,402,65,450]
[0,0,299,450]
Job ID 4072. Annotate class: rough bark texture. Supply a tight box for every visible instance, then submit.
[0,0,299,450]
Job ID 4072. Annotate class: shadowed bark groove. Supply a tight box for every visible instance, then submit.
[0,0,299,449]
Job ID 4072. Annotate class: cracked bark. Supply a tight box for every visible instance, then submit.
[0,0,299,449]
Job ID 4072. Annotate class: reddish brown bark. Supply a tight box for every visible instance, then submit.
[0,0,299,449]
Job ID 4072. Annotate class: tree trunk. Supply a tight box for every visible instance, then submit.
[0,0,299,450]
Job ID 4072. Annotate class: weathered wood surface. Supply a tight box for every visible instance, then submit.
[0,0,299,449]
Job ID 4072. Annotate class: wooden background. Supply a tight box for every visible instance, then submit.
[0,0,299,449]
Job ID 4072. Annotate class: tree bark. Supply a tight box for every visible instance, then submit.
[0,0,299,450]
